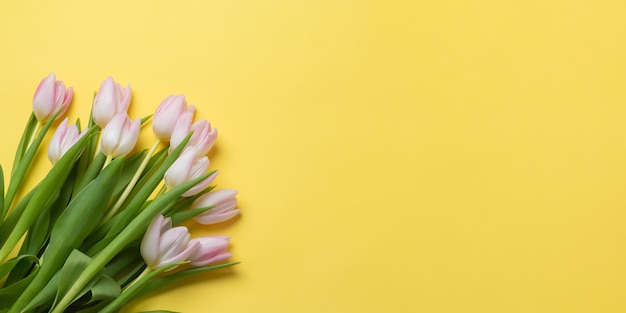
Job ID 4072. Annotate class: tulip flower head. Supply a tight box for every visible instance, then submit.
[32,73,73,122]
[141,215,200,270]
[100,112,141,158]
[187,236,232,267]
[193,189,239,225]
[164,148,218,197]
[93,77,131,128]
[153,95,192,142]
[47,118,87,164]
[170,118,217,157]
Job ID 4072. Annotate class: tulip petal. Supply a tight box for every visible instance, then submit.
[141,215,169,267]
[195,209,240,225]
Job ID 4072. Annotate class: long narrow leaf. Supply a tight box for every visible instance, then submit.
[131,262,239,302]
[9,113,37,178]
[0,127,96,263]
[0,189,35,247]
[0,256,40,311]
[4,112,57,212]
[8,157,123,312]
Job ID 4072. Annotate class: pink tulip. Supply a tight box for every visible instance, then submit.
[92,77,131,128]
[141,215,200,270]
[100,112,140,158]
[193,189,239,225]
[187,236,232,267]
[168,108,194,151]
[153,95,192,142]
[164,148,218,197]
[32,73,73,122]
[47,118,87,164]
[170,118,217,157]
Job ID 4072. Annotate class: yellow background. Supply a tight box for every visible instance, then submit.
[1,0,626,312]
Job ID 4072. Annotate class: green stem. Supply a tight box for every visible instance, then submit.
[124,266,152,292]
[101,140,161,224]
[156,185,167,197]
[100,263,182,313]
[103,155,113,169]
[26,122,42,152]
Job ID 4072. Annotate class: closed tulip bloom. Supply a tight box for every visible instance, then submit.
[187,236,232,267]
[48,118,87,164]
[168,108,194,152]
[193,189,239,225]
[101,112,140,158]
[32,73,73,122]
[141,215,200,269]
[93,77,131,128]
[170,118,217,157]
[164,148,218,197]
[153,95,192,142]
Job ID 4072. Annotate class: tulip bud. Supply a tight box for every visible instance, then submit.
[153,95,192,142]
[32,73,73,122]
[92,77,131,128]
[187,236,232,267]
[168,108,194,151]
[193,189,239,225]
[170,118,217,157]
[141,215,200,269]
[164,148,218,197]
[47,118,87,164]
[100,112,140,158]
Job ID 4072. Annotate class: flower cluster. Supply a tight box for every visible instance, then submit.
[0,73,240,313]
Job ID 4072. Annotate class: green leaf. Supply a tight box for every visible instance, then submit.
[103,246,142,279]
[53,171,218,313]
[169,205,213,225]
[85,137,191,256]
[0,127,97,263]
[54,250,103,307]
[76,274,120,305]
[141,114,153,125]
[132,262,240,301]
[112,150,148,197]
[4,111,57,213]
[0,256,40,311]
[72,125,101,195]
[8,156,124,313]
[0,189,35,247]
[117,261,146,288]
[82,148,167,250]
[74,152,106,193]
[21,271,60,312]
[99,263,184,313]
[9,113,37,178]
[0,255,38,280]
[3,242,39,286]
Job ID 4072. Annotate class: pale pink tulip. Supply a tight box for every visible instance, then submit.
[170,118,217,157]
[164,148,218,197]
[168,108,194,151]
[153,95,192,142]
[101,112,140,158]
[92,77,131,128]
[193,189,239,225]
[47,118,87,164]
[141,215,200,269]
[187,236,232,267]
[32,73,73,122]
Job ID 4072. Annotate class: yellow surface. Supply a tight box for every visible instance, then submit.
[1,0,626,312]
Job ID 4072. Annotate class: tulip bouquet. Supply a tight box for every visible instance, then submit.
[0,74,240,313]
